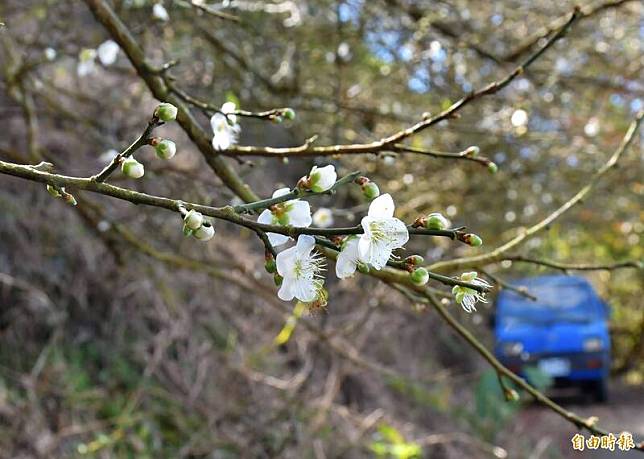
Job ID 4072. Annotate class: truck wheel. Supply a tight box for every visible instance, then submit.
[593,378,608,403]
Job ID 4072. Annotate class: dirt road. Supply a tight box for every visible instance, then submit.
[514,383,643,458]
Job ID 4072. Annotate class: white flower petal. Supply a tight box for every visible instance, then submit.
[97,40,119,66]
[293,279,317,302]
[358,237,391,270]
[276,245,298,276]
[295,234,315,255]
[258,209,274,225]
[378,217,410,248]
[277,278,295,301]
[368,193,395,218]
[310,164,337,192]
[152,3,169,21]
[335,238,360,278]
[272,187,291,199]
[221,102,237,124]
[312,208,334,228]
[287,200,312,227]
[268,232,290,247]
[77,60,96,77]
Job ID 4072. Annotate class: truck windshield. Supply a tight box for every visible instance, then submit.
[498,281,600,323]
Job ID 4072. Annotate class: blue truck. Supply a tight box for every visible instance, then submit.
[494,275,611,401]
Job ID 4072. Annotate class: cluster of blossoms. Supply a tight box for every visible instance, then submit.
[120,103,179,179]
[182,209,215,242]
[77,40,120,77]
[209,103,295,151]
[210,102,241,150]
[254,164,490,311]
[83,98,489,311]
[336,194,409,277]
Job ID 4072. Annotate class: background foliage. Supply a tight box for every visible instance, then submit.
[0,0,642,457]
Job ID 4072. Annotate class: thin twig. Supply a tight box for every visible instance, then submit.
[503,255,641,272]
[92,117,160,182]
[216,8,581,158]
[428,111,644,273]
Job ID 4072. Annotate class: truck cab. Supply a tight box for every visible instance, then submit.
[494,275,611,401]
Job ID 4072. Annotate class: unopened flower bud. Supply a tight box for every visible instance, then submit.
[183,209,204,230]
[282,108,296,120]
[46,184,61,198]
[155,139,176,159]
[410,267,429,286]
[265,258,277,273]
[121,157,144,178]
[487,162,498,174]
[405,255,424,266]
[273,273,283,286]
[425,212,450,230]
[193,222,215,241]
[505,388,520,402]
[272,115,283,124]
[463,233,483,247]
[362,182,380,200]
[464,146,480,157]
[62,192,77,206]
[154,103,178,122]
[354,176,369,186]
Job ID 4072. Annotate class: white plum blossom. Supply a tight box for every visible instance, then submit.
[97,40,119,66]
[335,236,360,279]
[77,48,97,77]
[193,222,215,241]
[276,235,325,302]
[258,188,312,247]
[306,165,337,192]
[452,272,492,313]
[357,193,409,270]
[312,208,333,228]
[44,48,57,61]
[210,102,241,150]
[152,3,170,21]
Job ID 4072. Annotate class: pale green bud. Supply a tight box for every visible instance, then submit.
[265,259,277,273]
[282,108,296,120]
[121,157,144,178]
[463,233,483,247]
[62,193,77,206]
[46,185,61,198]
[405,255,424,265]
[362,182,380,200]
[505,389,520,402]
[410,267,429,286]
[193,222,215,241]
[154,103,178,122]
[464,146,480,157]
[488,162,498,174]
[155,139,176,159]
[183,209,204,230]
[425,212,450,230]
